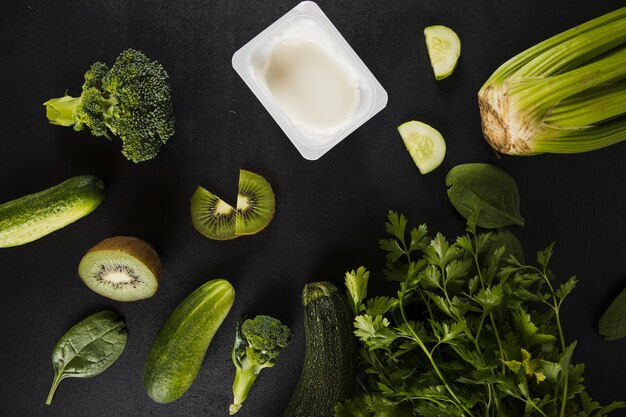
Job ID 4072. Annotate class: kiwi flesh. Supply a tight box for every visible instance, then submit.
[235,169,275,235]
[78,236,161,302]
[190,186,237,240]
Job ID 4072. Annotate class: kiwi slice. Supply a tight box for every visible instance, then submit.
[190,170,275,240]
[78,236,161,302]
[191,186,237,240]
[235,169,275,236]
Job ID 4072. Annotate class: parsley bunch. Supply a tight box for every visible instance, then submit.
[337,211,624,417]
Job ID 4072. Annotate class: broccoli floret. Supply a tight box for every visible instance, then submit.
[229,315,292,415]
[44,49,174,163]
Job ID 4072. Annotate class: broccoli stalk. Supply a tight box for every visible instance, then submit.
[44,49,174,163]
[229,315,292,415]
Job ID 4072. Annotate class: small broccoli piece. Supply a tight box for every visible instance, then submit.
[44,49,174,163]
[230,315,292,415]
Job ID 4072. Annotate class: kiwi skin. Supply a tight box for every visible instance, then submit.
[80,236,162,301]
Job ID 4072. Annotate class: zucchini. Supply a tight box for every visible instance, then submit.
[0,175,105,248]
[283,281,356,417]
[143,279,235,403]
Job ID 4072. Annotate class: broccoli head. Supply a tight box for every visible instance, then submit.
[44,49,174,163]
[230,315,292,415]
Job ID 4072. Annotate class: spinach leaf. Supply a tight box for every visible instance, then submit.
[483,228,525,264]
[446,163,524,228]
[46,310,128,405]
[599,284,626,341]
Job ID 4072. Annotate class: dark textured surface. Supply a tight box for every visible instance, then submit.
[1,1,626,416]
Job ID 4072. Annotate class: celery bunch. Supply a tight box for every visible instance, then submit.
[478,7,626,155]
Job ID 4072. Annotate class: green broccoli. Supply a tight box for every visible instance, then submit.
[44,49,174,163]
[230,315,292,415]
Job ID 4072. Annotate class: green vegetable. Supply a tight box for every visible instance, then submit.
[0,175,104,248]
[284,282,356,417]
[397,121,446,174]
[46,310,127,405]
[229,315,292,414]
[44,49,175,163]
[599,284,626,341]
[338,211,625,417]
[446,163,524,228]
[424,25,461,80]
[143,279,235,403]
[478,7,626,155]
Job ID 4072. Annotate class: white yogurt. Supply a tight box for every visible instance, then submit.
[232,1,387,160]
[263,39,360,134]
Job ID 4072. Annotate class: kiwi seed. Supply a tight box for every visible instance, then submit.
[78,236,161,302]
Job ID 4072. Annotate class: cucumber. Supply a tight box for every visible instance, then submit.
[143,279,235,403]
[397,121,446,174]
[424,25,461,80]
[0,175,105,248]
[283,281,356,417]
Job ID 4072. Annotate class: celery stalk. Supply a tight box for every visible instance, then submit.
[478,7,626,155]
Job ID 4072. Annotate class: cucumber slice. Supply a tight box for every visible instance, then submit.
[397,121,446,174]
[424,25,461,80]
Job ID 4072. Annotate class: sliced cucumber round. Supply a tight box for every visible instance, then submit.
[397,121,446,174]
[424,25,461,80]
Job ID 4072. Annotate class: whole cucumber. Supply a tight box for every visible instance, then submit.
[0,175,105,248]
[283,281,356,417]
[143,279,235,403]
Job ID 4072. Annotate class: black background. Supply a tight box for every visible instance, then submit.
[1,1,626,416]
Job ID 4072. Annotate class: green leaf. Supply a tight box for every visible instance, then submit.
[421,265,442,288]
[503,359,522,373]
[426,233,462,267]
[385,211,408,243]
[482,228,525,264]
[380,238,406,263]
[335,398,372,417]
[556,276,577,301]
[540,361,561,384]
[560,341,577,366]
[467,276,480,295]
[597,401,626,416]
[474,284,503,311]
[430,294,452,317]
[455,234,474,254]
[354,315,390,341]
[409,224,429,252]
[384,262,409,282]
[446,163,524,228]
[445,258,472,286]
[46,310,128,405]
[366,297,397,317]
[537,242,555,271]
[599,283,626,341]
[345,267,370,316]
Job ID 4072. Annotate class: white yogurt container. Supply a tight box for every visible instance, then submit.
[232,1,388,160]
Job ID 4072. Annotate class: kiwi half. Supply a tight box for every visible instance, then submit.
[190,169,275,240]
[78,236,161,302]
[235,169,275,236]
[191,186,237,240]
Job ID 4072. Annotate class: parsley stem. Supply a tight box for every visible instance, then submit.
[470,248,507,369]
[555,309,568,417]
[398,293,473,416]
